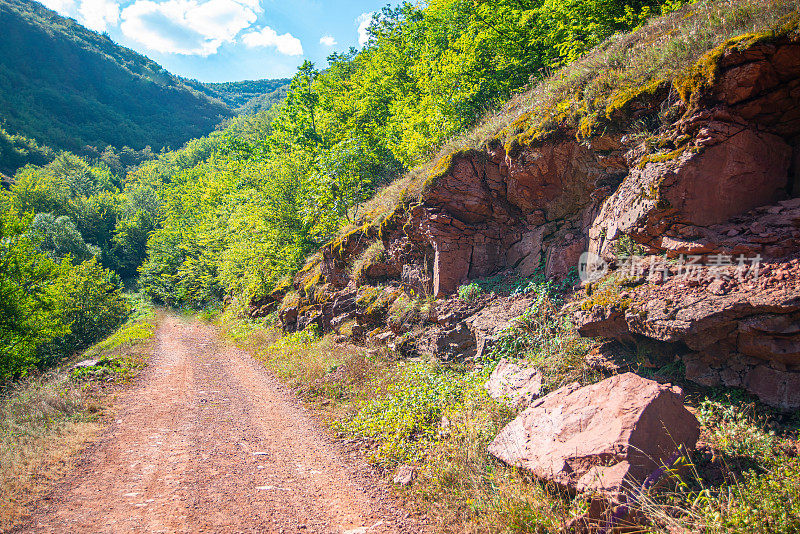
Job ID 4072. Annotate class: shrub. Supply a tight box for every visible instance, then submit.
[38,259,130,368]
[458,282,483,301]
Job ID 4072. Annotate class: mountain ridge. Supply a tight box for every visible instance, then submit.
[0,0,287,162]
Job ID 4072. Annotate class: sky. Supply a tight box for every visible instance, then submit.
[37,0,384,82]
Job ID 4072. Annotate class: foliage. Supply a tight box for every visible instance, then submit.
[484,278,595,392]
[27,212,98,263]
[337,362,485,465]
[0,206,129,379]
[0,210,69,379]
[457,282,483,302]
[38,259,130,367]
[200,78,290,113]
[0,126,55,177]
[123,0,694,310]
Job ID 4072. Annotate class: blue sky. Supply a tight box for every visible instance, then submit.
[38,0,385,82]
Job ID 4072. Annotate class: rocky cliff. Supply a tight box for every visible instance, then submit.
[269,27,800,410]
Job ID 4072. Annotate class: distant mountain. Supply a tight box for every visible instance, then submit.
[200,79,290,113]
[0,0,287,163]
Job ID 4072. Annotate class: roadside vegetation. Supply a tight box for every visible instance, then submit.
[0,294,155,530]
[224,271,800,532]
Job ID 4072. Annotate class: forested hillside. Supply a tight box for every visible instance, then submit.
[0,0,287,174]
[133,0,703,309]
[200,79,291,113]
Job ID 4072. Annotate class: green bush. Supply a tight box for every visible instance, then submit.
[38,258,130,368]
[337,362,484,465]
[458,282,483,301]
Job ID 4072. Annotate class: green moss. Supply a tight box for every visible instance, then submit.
[356,285,400,317]
[605,79,669,121]
[351,240,388,282]
[576,112,601,141]
[377,206,403,241]
[579,272,635,311]
[420,151,459,194]
[278,290,300,312]
[356,285,381,309]
[637,146,689,169]
[674,21,799,106]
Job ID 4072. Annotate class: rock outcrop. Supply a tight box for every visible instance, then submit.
[488,373,700,499]
[576,256,800,409]
[276,31,800,408]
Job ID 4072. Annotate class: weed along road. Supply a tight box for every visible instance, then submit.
[26,315,413,533]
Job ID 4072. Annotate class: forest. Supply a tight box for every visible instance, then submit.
[0,0,697,380]
[0,0,292,176]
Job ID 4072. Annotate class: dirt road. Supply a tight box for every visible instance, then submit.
[25,315,416,533]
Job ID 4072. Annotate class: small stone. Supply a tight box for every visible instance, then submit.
[72,359,100,369]
[485,358,542,408]
[393,464,416,486]
[706,279,728,295]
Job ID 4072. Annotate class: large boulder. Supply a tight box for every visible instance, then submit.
[488,373,699,499]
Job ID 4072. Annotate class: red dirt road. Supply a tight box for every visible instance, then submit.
[24,315,416,533]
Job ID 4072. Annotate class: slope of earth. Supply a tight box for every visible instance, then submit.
[0,0,232,154]
[19,315,417,534]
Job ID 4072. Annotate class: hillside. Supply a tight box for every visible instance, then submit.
[200,79,291,113]
[0,0,236,155]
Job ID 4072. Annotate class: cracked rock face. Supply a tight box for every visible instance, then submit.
[488,373,699,499]
[575,257,800,409]
[281,33,800,409]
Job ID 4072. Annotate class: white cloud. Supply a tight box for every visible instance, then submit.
[319,35,336,46]
[242,26,302,55]
[78,0,120,31]
[120,0,258,56]
[356,12,373,47]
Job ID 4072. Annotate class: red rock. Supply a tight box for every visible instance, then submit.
[488,373,699,499]
[485,358,542,408]
[744,365,800,411]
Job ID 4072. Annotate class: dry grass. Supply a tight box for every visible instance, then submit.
[0,300,155,530]
[0,374,100,530]
[411,393,586,533]
[350,0,800,230]
[458,0,800,151]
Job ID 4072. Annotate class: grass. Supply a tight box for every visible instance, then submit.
[634,391,800,533]
[334,0,800,240]
[227,266,800,533]
[0,294,156,530]
[224,276,604,532]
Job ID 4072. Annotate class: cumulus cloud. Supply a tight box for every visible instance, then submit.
[120,0,258,56]
[356,12,373,47]
[319,35,336,46]
[241,26,302,55]
[78,0,120,31]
